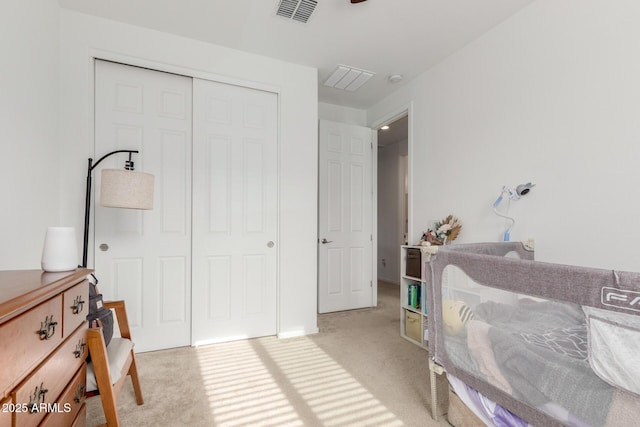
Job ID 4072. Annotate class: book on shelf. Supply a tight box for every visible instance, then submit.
[407,284,414,308]
[423,291,428,314]
[407,284,421,310]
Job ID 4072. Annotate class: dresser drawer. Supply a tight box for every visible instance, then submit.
[71,401,86,427]
[0,296,62,399]
[40,364,86,427]
[0,396,11,427]
[13,324,87,427]
[63,280,89,338]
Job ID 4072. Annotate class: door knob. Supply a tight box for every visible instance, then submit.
[267,241,275,248]
[99,243,109,252]
[320,238,333,244]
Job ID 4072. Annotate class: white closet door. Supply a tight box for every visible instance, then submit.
[191,78,278,345]
[94,60,193,352]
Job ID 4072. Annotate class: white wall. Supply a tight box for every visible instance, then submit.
[378,139,408,284]
[0,1,61,269]
[369,0,640,272]
[319,102,367,126]
[59,10,318,337]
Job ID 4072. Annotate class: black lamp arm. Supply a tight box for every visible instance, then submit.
[81,150,140,268]
[90,150,138,172]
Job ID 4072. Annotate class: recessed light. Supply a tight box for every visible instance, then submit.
[388,74,403,83]
[380,125,390,130]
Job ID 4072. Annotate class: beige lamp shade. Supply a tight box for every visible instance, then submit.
[100,169,155,209]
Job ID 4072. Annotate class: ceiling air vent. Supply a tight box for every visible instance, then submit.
[276,0,318,23]
[324,65,375,92]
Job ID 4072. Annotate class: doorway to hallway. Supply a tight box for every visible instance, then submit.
[376,115,409,285]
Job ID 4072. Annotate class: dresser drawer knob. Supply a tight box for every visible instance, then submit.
[38,315,58,340]
[71,295,86,314]
[28,382,48,413]
[73,339,87,358]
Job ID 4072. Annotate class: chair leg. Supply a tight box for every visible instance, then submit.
[128,352,144,405]
[98,377,121,427]
[87,328,121,427]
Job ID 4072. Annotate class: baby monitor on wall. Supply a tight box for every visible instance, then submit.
[493,182,535,241]
[515,182,535,197]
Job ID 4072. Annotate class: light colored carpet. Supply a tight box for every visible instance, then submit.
[86,282,451,426]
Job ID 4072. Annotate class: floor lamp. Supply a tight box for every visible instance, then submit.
[82,150,154,268]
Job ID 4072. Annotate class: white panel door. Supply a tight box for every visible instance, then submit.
[94,60,193,352]
[191,78,278,345]
[318,120,373,313]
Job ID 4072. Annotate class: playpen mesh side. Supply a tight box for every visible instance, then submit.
[426,242,640,427]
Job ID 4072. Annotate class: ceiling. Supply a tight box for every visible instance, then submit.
[58,0,535,110]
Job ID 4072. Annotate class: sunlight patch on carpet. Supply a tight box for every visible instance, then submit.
[196,336,403,427]
[261,337,404,427]
[196,340,305,426]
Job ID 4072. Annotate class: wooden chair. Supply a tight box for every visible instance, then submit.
[86,300,143,427]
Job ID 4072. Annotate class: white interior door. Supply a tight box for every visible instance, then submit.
[94,60,193,352]
[191,78,278,345]
[318,120,373,313]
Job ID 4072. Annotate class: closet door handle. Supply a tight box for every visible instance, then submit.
[320,238,332,244]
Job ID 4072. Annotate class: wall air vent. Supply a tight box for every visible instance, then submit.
[276,0,318,23]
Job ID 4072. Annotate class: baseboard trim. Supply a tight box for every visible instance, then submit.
[277,328,319,339]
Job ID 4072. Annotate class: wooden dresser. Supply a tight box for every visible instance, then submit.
[0,269,91,427]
